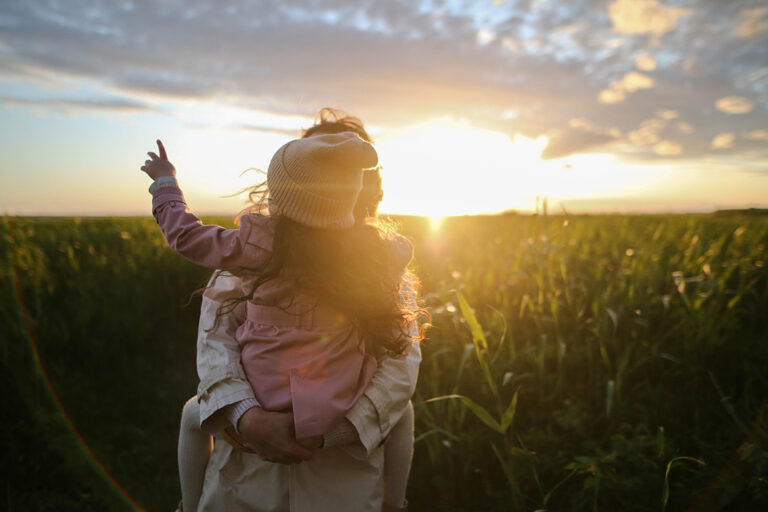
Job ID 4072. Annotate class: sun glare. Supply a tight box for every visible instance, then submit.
[376,119,549,217]
[428,215,444,231]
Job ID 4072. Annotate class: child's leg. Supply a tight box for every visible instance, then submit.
[178,396,212,512]
[382,400,414,511]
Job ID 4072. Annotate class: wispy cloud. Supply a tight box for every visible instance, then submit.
[225,123,299,137]
[715,96,754,114]
[0,94,154,113]
[735,6,768,39]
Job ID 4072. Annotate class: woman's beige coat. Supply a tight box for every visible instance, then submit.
[194,273,420,512]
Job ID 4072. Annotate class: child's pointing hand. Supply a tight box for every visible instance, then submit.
[140,139,176,180]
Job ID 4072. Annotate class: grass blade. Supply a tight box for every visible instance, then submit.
[661,456,705,512]
[427,394,503,433]
[455,290,499,396]
[500,390,519,433]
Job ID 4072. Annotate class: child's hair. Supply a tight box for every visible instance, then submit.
[213,108,426,357]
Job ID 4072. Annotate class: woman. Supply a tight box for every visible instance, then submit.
[188,110,421,512]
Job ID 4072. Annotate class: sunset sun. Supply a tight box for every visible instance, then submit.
[376,119,549,218]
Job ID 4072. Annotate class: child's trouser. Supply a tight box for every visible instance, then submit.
[383,400,413,510]
[178,398,211,512]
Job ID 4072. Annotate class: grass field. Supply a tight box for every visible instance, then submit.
[2,213,767,511]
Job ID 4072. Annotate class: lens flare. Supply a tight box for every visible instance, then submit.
[2,217,144,511]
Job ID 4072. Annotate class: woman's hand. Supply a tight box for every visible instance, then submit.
[140,139,176,180]
[297,435,324,450]
[237,407,315,464]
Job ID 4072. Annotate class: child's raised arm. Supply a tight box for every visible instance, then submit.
[140,140,272,271]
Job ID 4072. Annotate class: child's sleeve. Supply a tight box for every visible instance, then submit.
[151,181,272,271]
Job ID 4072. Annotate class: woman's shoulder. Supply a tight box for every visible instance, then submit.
[202,270,242,300]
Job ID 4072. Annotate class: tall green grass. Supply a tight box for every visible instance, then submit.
[2,214,767,511]
[409,214,768,511]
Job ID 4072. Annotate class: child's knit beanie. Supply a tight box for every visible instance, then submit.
[267,131,379,229]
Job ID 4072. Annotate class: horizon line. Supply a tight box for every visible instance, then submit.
[4,207,768,219]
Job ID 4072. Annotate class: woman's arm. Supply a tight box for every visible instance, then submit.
[345,346,420,456]
[195,271,256,434]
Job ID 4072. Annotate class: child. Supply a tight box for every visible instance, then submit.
[140,119,417,512]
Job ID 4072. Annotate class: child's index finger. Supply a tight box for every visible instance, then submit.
[157,139,167,160]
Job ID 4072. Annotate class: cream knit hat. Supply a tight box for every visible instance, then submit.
[267,131,379,229]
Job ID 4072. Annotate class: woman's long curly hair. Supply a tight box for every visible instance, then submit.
[212,108,426,357]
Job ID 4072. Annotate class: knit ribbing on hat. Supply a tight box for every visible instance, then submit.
[267,132,378,230]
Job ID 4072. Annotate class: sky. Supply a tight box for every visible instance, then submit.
[0,0,767,217]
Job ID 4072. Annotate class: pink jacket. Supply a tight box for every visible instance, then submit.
[151,184,412,438]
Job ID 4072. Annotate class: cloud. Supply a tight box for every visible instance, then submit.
[656,109,678,120]
[608,0,691,36]
[598,88,626,105]
[715,96,754,114]
[569,117,621,139]
[477,28,496,45]
[541,128,615,160]
[628,118,665,145]
[569,118,596,131]
[744,129,768,141]
[598,72,654,104]
[0,94,154,113]
[635,52,657,71]
[500,109,517,120]
[711,133,735,149]
[653,140,682,156]
[621,72,655,92]
[735,7,768,38]
[677,121,694,134]
[226,123,300,137]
